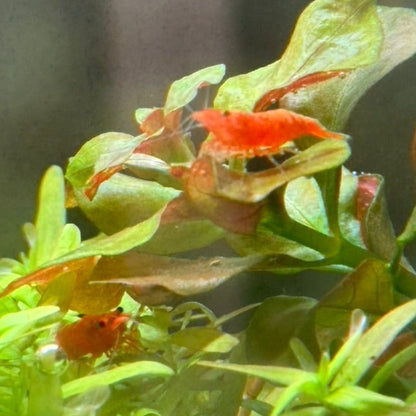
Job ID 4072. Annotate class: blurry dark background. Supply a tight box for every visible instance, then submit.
[0,1,415,313]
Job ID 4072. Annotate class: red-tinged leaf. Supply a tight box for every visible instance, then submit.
[65,181,78,209]
[65,132,142,192]
[0,256,99,298]
[246,296,317,364]
[39,271,77,312]
[373,331,416,367]
[184,157,265,234]
[69,260,125,314]
[356,175,380,222]
[356,174,396,261]
[84,165,123,200]
[139,108,165,136]
[139,194,225,255]
[182,140,349,204]
[253,70,349,112]
[314,259,395,350]
[159,194,203,224]
[90,252,261,306]
[193,109,346,161]
[136,109,195,164]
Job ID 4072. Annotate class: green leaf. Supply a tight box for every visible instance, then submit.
[326,309,367,383]
[132,409,161,416]
[398,203,416,247]
[141,217,224,255]
[358,175,397,261]
[281,6,416,129]
[332,299,416,388]
[50,208,165,263]
[314,259,395,349]
[277,0,382,81]
[277,407,331,416]
[199,361,315,387]
[227,230,324,262]
[170,327,239,353]
[30,166,66,268]
[53,224,81,259]
[214,0,382,112]
[63,386,110,416]
[124,153,181,189]
[367,342,416,392]
[62,361,174,399]
[214,61,280,111]
[0,306,60,349]
[290,338,318,372]
[75,173,180,235]
[165,64,226,114]
[66,132,143,189]
[28,357,65,416]
[284,177,330,235]
[338,168,364,247]
[135,107,159,125]
[22,222,37,250]
[325,385,408,415]
[246,296,317,364]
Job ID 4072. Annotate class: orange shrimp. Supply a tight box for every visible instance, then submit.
[193,108,345,161]
[55,308,130,360]
[253,70,348,112]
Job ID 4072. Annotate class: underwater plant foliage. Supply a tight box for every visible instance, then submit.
[1,0,416,415]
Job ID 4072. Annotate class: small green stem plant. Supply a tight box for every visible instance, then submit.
[1,0,416,415]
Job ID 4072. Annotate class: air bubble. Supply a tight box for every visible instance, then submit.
[36,343,68,375]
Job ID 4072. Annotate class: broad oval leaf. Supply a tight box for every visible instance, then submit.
[75,173,180,235]
[139,195,225,255]
[90,252,261,305]
[165,64,226,114]
[284,177,330,236]
[246,296,317,364]
[314,258,395,349]
[214,0,382,112]
[66,132,143,191]
[280,6,416,129]
[276,0,382,81]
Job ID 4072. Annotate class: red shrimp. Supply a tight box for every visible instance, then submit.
[55,308,130,360]
[193,108,345,161]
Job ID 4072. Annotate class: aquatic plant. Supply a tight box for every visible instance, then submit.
[1,0,416,414]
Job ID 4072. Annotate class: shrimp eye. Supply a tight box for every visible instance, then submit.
[97,319,107,328]
[115,306,124,314]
